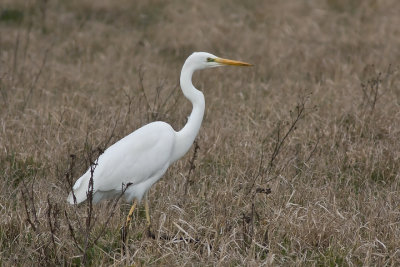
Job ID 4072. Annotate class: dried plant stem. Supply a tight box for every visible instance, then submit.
[185,140,200,195]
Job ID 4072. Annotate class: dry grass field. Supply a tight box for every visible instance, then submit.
[1,0,400,265]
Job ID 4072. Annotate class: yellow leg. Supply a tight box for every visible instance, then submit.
[144,197,155,238]
[125,199,137,226]
[121,199,137,249]
[144,198,151,227]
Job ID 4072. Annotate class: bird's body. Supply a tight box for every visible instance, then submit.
[68,121,175,204]
[67,52,251,216]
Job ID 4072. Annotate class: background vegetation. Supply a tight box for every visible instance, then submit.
[1,0,400,265]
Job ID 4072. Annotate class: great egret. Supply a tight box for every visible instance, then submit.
[67,52,251,238]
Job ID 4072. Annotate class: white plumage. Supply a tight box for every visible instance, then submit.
[68,122,175,204]
[67,52,251,207]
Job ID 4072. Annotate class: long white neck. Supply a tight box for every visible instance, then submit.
[171,60,205,163]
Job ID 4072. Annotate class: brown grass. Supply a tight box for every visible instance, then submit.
[1,0,400,265]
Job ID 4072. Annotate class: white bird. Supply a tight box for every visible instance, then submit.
[67,52,251,236]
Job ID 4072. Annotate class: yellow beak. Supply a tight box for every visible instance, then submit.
[215,57,252,66]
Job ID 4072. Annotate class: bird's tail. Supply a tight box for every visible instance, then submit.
[67,171,91,204]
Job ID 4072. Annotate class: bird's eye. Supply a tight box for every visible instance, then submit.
[207,57,215,62]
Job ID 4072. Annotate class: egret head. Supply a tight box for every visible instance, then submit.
[186,52,252,71]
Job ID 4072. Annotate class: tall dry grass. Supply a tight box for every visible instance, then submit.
[1,0,400,265]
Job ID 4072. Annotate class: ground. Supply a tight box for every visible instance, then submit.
[1,0,400,265]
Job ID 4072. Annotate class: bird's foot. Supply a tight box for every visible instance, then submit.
[146,225,155,239]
